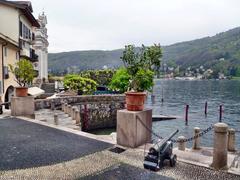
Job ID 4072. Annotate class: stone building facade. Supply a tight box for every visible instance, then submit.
[0,0,40,102]
[33,12,49,82]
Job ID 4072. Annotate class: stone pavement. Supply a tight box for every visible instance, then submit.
[0,113,240,179]
[0,117,112,171]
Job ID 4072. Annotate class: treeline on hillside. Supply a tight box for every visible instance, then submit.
[48,26,240,76]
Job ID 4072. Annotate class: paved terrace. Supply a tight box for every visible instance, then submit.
[0,114,239,179]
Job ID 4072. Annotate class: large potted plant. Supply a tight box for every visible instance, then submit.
[9,59,36,97]
[121,44,162,111]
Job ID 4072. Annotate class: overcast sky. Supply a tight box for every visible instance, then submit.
[30,0,240,53]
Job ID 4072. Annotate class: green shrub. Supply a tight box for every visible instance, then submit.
[9,58,36,87]
[63,74,97,95]
[79,69,115,86]
[109,68,130,93]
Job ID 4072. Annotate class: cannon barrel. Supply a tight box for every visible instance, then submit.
[152,129,179,151]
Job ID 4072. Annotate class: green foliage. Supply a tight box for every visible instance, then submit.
[109,68,130,93]
[79,69,115,86]
[9,59,36,87]
[121,44,161,91]
[63,74,97,95]
[131,68,154,92]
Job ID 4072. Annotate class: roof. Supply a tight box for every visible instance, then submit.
[0,0,40,27]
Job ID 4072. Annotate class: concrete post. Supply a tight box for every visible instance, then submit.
[71,107,76,120]
[192,127,201,150]
[228,128,236,152]
[178,136,186,151]
[67,105,72,116]
[64,103,68,113]
[75,109,81,126]
[211,123,228,170]
[50,100,55,110]
[61,103,65,111]
[54,113,58,125]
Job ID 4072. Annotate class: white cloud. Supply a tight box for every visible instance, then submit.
[30,0,240,52]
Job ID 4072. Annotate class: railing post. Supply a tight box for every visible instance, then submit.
[50,100,55,111]
[71,107,76,120]
[67,105,72,116]
[192,127,201,150]
[178,136,186,151]
[54,113,58,125]
[204,101,208,116]
[228,128,236,152]
[64,103,68,113]
[219,105,223,122]
[185,105,189,126]
[75,109,81,127]
[211,123,228,169]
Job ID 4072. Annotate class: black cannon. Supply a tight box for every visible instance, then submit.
[143,129,179,171]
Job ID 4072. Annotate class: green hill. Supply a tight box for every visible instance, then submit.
[48,26,240,75]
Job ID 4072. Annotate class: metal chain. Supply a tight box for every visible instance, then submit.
[172,124,214,143]
[136,115,163,139]
[136,115,215,143]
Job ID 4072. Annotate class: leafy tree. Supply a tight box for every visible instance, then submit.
[109,68,130,93]
[9,59,36,87]
[121,44,162,91]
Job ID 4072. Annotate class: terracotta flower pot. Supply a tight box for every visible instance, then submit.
[125,92,147,111]
[15,87,28,97]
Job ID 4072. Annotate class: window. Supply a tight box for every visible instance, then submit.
[20,21,31,40]
[4,66,9,79]
[19,21,23,37]
[4,47,7,57]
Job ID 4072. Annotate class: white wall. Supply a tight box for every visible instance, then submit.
[0,4,19,44]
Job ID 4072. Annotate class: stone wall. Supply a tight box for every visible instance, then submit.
[35,95,126,131]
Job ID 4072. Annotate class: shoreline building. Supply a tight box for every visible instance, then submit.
[33,12,49,82]
[0,0,40,103]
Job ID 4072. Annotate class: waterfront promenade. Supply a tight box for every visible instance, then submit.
[0,111,239,179]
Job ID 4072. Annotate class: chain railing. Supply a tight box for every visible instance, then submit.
[136,115,163,139]
[171,124,214,143]
[136,115,214,144]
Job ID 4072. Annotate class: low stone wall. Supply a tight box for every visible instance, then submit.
[35,95,126,131]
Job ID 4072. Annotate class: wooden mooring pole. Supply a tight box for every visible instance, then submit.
[219,105,223,122]
[185,105,189,126]
[204,101,208,116]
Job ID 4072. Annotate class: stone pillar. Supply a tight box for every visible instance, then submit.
[61,103,65,111]
[11,96,35,118]
[117,109,152,148]
[64,103,68,113]
[54,113,58,125]
[228,128,236,152]
[192,127,201,150]
[71,107,76,120]
[75,110,81,125]
[178,136,186,151]
[211,123,228,170]
[67,105,72,116]
[50,100,55,110]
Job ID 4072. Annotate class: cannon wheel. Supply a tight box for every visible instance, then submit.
[170,154,177,167]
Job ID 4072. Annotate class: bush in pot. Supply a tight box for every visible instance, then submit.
[121,44,162,111]
[9,59,36,97]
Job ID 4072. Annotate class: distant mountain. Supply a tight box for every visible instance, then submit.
[48,26,240,74]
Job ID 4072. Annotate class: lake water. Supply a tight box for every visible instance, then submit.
[146,79,240,149]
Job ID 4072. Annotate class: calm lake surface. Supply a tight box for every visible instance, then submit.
[146,79,240,149]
